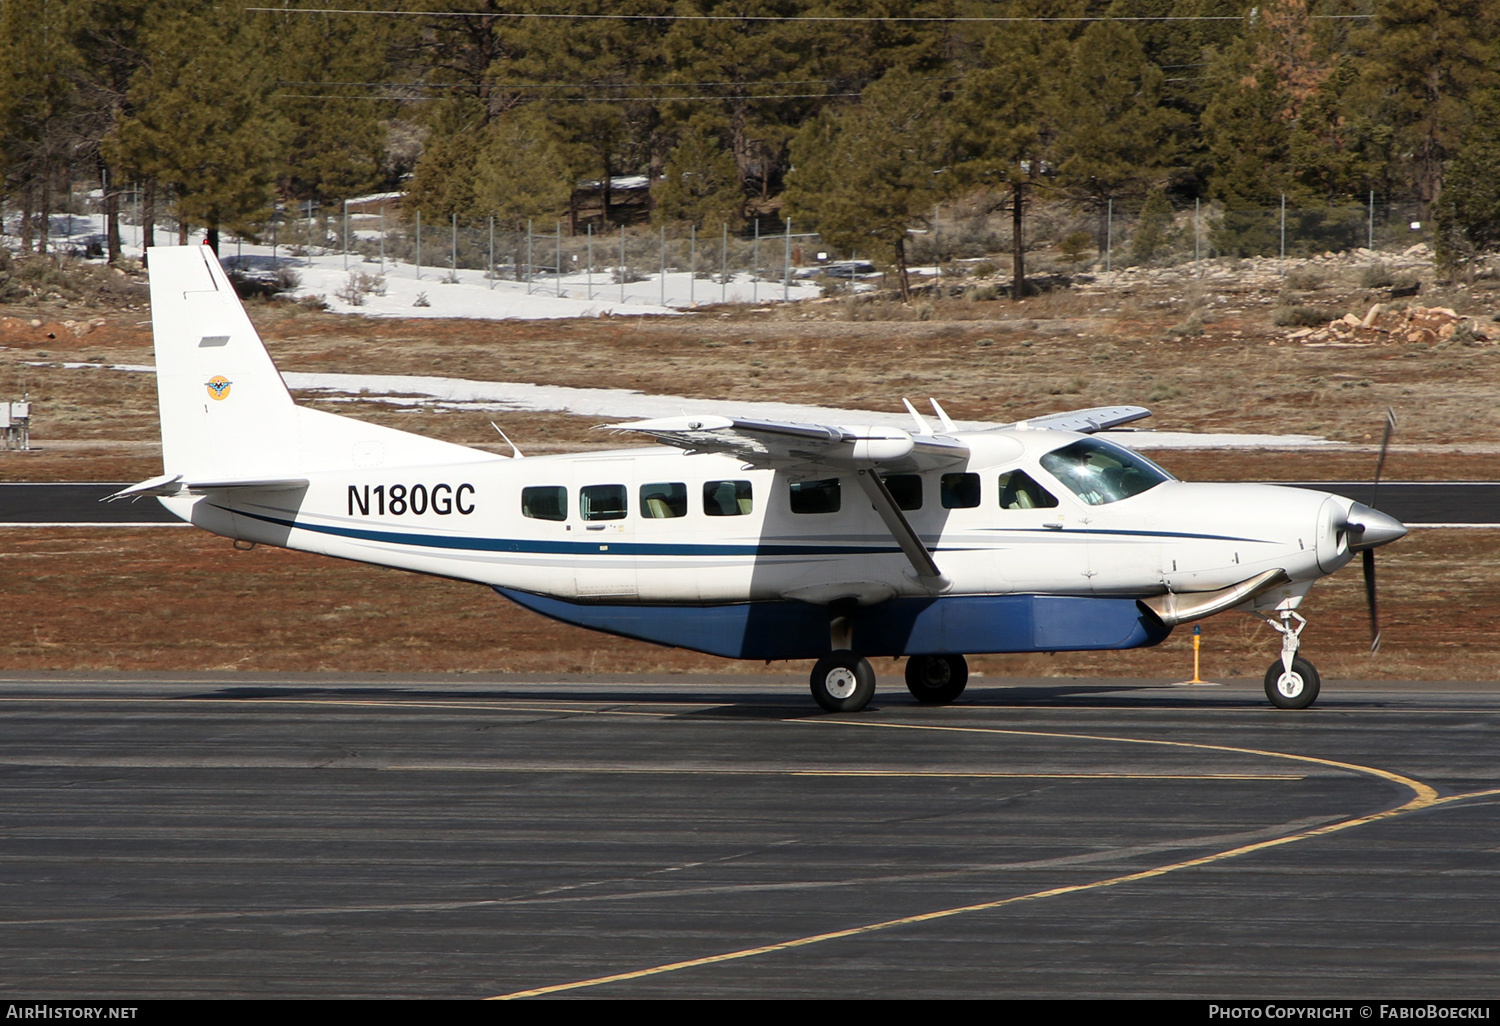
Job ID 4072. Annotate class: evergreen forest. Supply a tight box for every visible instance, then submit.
[4,0,1500,295]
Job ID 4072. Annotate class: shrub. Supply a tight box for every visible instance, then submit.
[334,270,386,306]
[1286,266,1327,290]
[1273,305,1338,327]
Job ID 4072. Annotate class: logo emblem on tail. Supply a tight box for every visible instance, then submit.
[205,376,232,401]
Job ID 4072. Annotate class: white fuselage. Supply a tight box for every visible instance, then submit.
[162,428,1353,608]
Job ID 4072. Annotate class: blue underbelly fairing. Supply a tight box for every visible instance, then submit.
[494,588,1171,660]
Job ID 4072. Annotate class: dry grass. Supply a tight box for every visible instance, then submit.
[1,526,1492,681]
[2,258,1499,681]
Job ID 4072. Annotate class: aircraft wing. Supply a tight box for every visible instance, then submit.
[1005,405,1152,434]
[612,414,969,591]
[610,414,969,475]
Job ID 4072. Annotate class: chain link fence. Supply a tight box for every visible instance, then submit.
[12,188,1446,305]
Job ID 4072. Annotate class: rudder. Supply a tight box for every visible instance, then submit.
[148,245,297,479]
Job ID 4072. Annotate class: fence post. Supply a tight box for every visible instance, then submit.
[451,212,457,279]
[1194,198,1201,278]
[379,207,385,274]
[721,223,727,303]
[1279,193,1286,275]
[934,203,940,279]
[783,217,791,302]
[620,225,626,303]
[1105,199,1112,280]
[660,223,666,307]
[690,223,696,307]
[343,200,349,271]
[753,219,760,303]
[556,220,562,296]
[415,210,422,280]
[1368,190,1375,256]
[587,222,593,301]
[526,218,533,295]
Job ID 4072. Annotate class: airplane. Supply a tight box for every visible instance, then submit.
[109,245,1408,713]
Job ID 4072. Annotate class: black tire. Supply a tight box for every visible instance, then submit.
[1264,656,1321,709]
[810,651,877,712]
[904,654,969,704]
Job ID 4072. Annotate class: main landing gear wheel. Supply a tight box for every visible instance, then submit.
[1264,656,1321,710]
[810,651,876,713]
[904,654,969,705]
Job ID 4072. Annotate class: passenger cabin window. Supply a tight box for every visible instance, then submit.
[580,483,628,520]
[521,485,568,521]
[1038,437,1171,506]
[940,472,981,509]
[641,482,687,519]
[704,480,753,516]
[996,470,1058,510]
[790,478,841,514]
[881,474,922,511]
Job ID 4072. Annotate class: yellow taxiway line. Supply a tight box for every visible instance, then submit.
[490,717,1444,1000]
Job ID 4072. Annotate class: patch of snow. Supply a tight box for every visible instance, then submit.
[2,210,823,319]
[65,361,1345,448]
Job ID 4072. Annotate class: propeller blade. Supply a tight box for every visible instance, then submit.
[1370,407,1396,507]
[1363,548,1380,654]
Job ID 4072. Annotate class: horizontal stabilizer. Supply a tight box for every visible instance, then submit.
[103,474,183,502]
[104,473,308,501]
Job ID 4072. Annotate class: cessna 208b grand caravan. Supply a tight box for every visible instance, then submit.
[112,245,1407,712]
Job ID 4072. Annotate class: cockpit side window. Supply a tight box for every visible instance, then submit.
[996,470,1058,510]
[1038,438,1171,506]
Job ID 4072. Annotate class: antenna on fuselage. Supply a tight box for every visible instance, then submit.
[902,397,934,435]
[490,422,525,458]
[929,398,957,433]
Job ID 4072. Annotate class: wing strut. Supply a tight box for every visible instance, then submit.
[854,469,950,592]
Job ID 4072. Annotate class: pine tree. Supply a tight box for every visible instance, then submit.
[1434,91,1500,278]
[488,0,670,228]
[113,2,283,251]
[71,0,152,262]
[404,96,486,222]
[471,107,573,229]
[1353,0,1499,213]
[652,121,743,230]
[785,67,949,301]
[657,0,813,203]
[1131,187,1176,264]
[0,0,82,254]
[1054,20,1184,240]
[267,5,394,207]
[949,6,1073,298]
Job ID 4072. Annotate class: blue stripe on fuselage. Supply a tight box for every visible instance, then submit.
[218,505,1270,557]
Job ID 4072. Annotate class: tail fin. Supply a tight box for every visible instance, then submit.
[148,245,494,479]
[148,245,297,479]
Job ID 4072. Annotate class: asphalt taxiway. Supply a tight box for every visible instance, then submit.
[1,672,1497,999]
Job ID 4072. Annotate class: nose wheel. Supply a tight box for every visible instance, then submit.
[1265,655,1320,709]
[1258,609,1320,709]
[810,651,876,712]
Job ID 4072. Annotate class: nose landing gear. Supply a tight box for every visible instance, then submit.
[1259,609,1320,709]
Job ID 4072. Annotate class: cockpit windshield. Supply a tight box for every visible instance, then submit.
[1038,437,1173,505]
